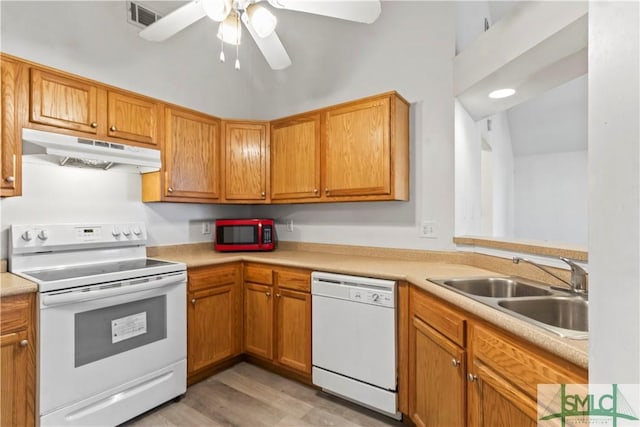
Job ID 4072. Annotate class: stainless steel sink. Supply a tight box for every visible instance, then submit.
[498,297,588,332]
[427,276,588,339]
[439,277,552,298]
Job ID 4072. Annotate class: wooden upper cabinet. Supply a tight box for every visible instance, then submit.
[107,91,161,145]
[1,56,26,197]
[163,107,220,200]
[30,68,99,134]
[324,92,409,201]
[270,113,321,201]
[223,121,269,202]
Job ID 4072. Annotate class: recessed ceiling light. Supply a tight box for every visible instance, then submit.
[488,88,516,99]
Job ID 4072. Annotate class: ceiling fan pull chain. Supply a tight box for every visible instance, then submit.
[235,13,241,70]
[219,37,226,63]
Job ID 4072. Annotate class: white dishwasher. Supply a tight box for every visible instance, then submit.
[311,271,399,419]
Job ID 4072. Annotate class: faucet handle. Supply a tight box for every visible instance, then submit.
[559,257,588,294]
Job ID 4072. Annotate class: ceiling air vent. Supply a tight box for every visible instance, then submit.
[128,2,162,28]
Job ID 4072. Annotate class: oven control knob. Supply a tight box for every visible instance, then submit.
[112,227,121,237]
[132,227,142,236]
[37,230,49,241]
[21,230,33,242]
[122,228,131,237]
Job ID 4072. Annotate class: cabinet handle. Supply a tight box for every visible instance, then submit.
[20,340,28,347]
[91,122,98,128]
[324,187,330,195]
[110,125,117,132]
[261,191,266,198]
[313,188,318,194]
[191,299,196,305]
[5,176,15,183]
[266,292,271,297]
[451,358,460,367]
[168,187,174,193]
[467,373,478,382]
[276,293,281,298]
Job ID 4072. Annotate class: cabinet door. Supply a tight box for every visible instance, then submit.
[107,91,160,145]
[275,288,311,374]
[1,57,25,197]
[467,360,537,427]
[409,316,466,427]
[164,108,220,200]
[223,121,268,201]
[270,114,321,201]
[30,68,99,133]
[188,284,238,373]
[324,97,390,197]
[244,282,273,359]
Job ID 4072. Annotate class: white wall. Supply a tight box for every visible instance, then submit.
[514,150,587,245]
[252,2,457,251]
[588,1,640,384]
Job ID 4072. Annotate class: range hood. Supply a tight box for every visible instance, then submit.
[22,128,161,173]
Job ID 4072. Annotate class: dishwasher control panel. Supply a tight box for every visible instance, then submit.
[349,288,394,307]
[311,271,396,308]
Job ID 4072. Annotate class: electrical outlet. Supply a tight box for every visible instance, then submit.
[419,221,437,238]
[286,219,294,232]
[202,222,211,235]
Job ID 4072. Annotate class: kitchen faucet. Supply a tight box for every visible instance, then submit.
[512,256,588,295]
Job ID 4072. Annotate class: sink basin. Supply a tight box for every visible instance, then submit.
[498,297,588,332]
[438,277,552,298]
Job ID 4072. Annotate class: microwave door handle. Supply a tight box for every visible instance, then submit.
[41,273,186,307]
[258,222,263,245]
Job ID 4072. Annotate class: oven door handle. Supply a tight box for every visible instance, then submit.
[41,273,186,307]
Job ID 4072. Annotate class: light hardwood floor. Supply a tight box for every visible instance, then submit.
[124,362,404,427]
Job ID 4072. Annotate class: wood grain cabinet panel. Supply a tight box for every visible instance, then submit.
[1,56,26,197]
[30,68,99,134]
[142,106,220,203]
[244,282,274,360]
[107,91,161,145]
[186,264,241,382]
[0,293,36,427]
[223,121,269,202]
[324,97,390,197]
[275,288,311,375]
[270,114,321,201]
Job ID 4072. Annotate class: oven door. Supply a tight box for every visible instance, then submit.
[39,272,187,423]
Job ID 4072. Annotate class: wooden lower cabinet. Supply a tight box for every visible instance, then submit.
[187,263,242,382]
[407,285,587,427]
[0,293,36,427]
[409,287,466,427]
[243,263,311,377]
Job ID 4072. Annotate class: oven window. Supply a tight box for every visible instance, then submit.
[74,296,167,367]
[217,225,257,244]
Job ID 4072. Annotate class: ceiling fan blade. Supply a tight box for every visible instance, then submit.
[139,0,207,42]
[242,14,292,70]
[267,0,381,24]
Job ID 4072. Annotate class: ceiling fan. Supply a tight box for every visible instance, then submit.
[139,0,382,70]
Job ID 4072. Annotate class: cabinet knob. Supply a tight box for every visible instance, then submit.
[191,299,196,305]
[324,187,330,195]
[5,176,15,183]
[276,293,281,298]
[313,188,319,194]
[91,122,98,128]
[467,373,478,383]
[20,340,28,347]
[168,187,174,193]
[261,191,266,198]
[266,292,271,297]
[451,359,460,367]
[110,125,117,132]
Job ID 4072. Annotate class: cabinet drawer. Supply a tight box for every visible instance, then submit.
[244,264,273,285]
[0,293,32,334]
[276,269,310,292]
[410,287,465,347]
[188,264,240,292]
[470,323,587,400]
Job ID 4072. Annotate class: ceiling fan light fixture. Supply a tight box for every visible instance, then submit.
[217,13,241,45]
[202,0,232,21]
[247,4,277,38]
